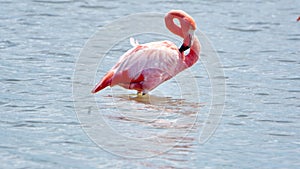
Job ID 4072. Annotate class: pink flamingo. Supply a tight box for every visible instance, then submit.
[92,10,200,95]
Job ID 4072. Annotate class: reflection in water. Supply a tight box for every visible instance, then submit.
[95,92,204,166]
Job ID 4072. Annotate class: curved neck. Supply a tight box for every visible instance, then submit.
[165,14,184,38]
[184,36,200,67]
[165,14,200,68]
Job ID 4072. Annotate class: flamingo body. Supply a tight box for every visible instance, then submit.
[92,10,200,94]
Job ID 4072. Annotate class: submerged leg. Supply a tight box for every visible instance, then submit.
[137,91,147,96]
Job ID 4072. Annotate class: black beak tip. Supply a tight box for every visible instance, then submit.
[179,44,190,53]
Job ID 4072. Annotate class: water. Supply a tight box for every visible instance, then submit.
[1,0,299,168]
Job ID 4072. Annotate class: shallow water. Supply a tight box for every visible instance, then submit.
[1,0,299,168]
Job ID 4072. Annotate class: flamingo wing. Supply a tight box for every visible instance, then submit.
[112,41,182,91]
[92,40,183,93]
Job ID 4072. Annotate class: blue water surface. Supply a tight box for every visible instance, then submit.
[1,0,299,168]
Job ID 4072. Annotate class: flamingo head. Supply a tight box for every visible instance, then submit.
[179,28,195,52]
[165,10,197,52]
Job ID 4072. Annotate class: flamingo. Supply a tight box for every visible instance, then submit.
[92,10,200,95]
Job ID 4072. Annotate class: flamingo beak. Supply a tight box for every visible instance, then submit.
[179,43,190,53]
[179,31,194,53]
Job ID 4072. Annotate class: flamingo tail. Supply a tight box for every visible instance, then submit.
[91,71,114,93]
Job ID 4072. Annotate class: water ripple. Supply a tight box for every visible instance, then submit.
[256,119,294,124]
[26,13,61,17]
[287,90,300,93]
[247,21,280,26]
[276,59,297,63]
[268,133,294,137]
[273,77,300,81]
[226,27,263,32]
[259,50,278,53]
[79,5,117,10]
[33,0,74,4]
[286,37,300,41]
[0,40,19,49]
